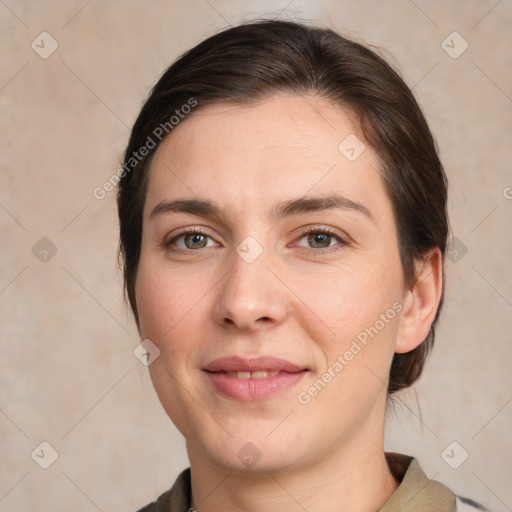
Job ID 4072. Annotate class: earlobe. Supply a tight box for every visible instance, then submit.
[395,248,443,354]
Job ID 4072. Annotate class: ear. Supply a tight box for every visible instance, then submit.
[395,248,443,354]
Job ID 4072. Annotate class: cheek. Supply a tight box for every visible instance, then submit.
[292,263,403,402]
[135,261,207,436]
[134,257,217,395]
[295,269,401,405]
[295,265,399,343]
[135,272,170,342]
[135,259,202,343]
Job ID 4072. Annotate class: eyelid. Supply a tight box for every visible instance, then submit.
[294,224,352,254]
[162,226,220,249]
[163,224,351,252]
[292,224,351,246]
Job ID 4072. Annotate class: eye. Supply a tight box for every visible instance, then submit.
[163,225,349,254]
[294,226,348,251]
[164,227,218,251]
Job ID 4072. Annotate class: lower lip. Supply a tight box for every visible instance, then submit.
[204,370,308,401]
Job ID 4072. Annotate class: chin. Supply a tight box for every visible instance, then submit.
[211,448,299,475]
[194,427,310,475]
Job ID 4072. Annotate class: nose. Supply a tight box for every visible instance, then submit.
[213,245,288,332]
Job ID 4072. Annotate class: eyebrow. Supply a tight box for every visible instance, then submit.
[148,194,374,223]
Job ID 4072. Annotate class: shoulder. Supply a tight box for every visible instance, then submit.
[135,502,158,512]
[134,467,191,512]
[134,488,178,511]
[134,488,174,512]
[455,495,492,511]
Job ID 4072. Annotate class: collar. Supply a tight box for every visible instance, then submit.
[380,452,456,511]
[151,452,456,511]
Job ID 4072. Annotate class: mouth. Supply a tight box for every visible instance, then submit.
[219,370,282,379]
[203,356,309,401]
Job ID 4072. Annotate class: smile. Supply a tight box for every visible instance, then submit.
[203,356,309,400]
[224,370,280,379]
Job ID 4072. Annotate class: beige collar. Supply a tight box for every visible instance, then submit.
[379,452,455,511]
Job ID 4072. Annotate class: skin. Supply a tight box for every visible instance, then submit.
[135,94,443,512]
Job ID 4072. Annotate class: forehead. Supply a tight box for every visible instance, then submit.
[152,94,364,166]
[144,94,388,222]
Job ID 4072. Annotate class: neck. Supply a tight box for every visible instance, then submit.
[188,425,399,512]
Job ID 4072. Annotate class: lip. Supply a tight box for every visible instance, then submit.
[203,356,309,401]
[203,356,306,373]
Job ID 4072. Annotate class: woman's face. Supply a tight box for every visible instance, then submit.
[136,94,408,472]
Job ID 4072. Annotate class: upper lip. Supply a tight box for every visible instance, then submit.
[203,356,307,373]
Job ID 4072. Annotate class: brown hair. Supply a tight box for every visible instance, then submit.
[117,19,448,395]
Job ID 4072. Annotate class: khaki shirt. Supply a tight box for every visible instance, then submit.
[137,452,487,511]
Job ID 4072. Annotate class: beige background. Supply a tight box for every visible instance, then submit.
[1,1,511,510]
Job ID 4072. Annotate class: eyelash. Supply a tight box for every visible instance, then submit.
[163,225,349,255]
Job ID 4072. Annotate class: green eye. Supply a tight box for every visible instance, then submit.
[165,228,217,251]
[295,227,348,251]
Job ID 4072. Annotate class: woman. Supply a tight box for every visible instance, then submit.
[117,19,490,512]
